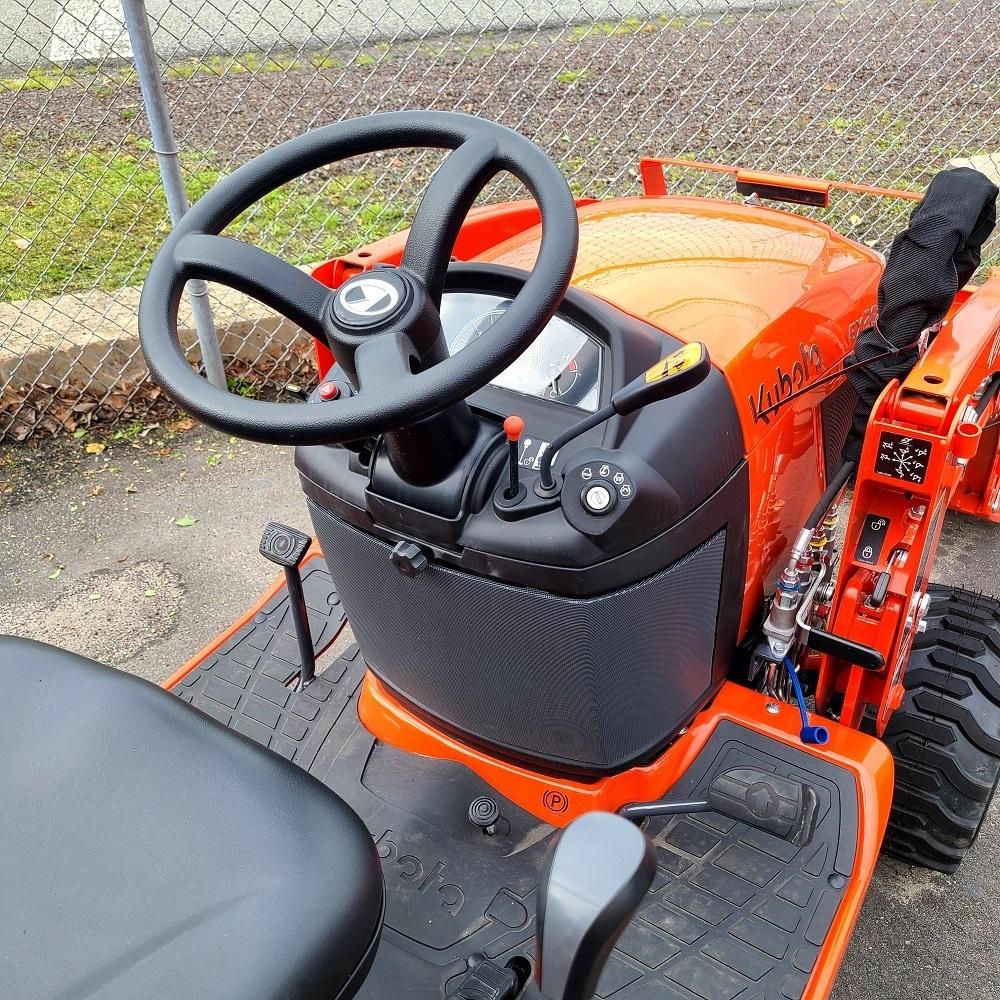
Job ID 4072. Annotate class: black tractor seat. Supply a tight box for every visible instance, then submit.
[0,636,384,1000]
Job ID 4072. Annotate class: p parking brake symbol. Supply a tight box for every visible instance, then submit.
[338,277,401,319]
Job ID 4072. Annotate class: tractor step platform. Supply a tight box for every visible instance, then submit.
[174,570,859,1000]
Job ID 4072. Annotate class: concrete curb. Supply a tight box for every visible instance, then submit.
[0,271,313,393]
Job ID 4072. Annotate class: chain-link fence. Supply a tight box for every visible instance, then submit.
[2,0,999,442]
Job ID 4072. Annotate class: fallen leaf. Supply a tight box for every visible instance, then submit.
[88,592,103,601]
[89,483,103,497]
[144,589,156,598]
[125,482,138,494]
[174,514,198,527]
[85,442,106,455]
[73,428,87,439]
[48,566,62,580]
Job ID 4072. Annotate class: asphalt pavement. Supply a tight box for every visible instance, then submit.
[1,426,997,999]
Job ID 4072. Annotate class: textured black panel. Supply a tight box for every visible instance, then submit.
[819,380,858,482]
[309,500,726,773]
[170,564,859,998]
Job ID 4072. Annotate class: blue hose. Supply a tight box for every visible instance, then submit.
[782,657,830,746]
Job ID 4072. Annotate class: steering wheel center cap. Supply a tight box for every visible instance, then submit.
[332,271,409,327]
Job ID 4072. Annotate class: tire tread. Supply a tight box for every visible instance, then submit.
[882,585,1000,873]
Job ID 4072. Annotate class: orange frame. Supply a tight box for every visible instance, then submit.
[819,277,1000,730]
[638,156,925,205]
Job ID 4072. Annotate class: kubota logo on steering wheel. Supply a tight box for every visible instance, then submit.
[338,277,401,318]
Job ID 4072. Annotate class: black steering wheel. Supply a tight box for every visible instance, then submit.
[139,111,579,445]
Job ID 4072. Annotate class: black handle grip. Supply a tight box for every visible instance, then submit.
[806,626,885,670]
[610,342,711,416]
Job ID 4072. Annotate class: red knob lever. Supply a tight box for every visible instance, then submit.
[504,415,525,442]
[503,416,524,500]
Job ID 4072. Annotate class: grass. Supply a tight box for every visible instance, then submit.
[0,48,347,95]
[1,64,124,96]
[0,138,407,301]
[554,68,591,85]
[0,12,724,95]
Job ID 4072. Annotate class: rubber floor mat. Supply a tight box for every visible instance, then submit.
[173,572,858,1000]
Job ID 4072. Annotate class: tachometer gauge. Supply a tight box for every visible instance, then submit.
[452,307,509,352]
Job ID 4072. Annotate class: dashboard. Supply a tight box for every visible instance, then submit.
[439,291,602,412]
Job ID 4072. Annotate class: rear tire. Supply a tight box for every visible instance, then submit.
[882,585,1000,873]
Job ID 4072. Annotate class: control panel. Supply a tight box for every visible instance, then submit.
[557,448,676,550]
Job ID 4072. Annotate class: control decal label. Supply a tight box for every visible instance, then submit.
[748,342,824,425]
[519,437,551,470]
[875,432,931,484]
[542,789,569,814]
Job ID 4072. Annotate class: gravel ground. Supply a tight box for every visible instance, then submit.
[4,2,996,191]
[1,428,998,998]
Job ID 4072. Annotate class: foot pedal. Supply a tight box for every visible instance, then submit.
[708,767,819,847]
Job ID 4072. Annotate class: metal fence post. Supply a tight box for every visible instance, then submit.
[121,0,227,389]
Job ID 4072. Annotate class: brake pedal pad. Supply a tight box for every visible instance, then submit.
[259,522,311,568]
[708,768,819,847]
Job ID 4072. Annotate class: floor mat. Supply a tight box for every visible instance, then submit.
[174,571,858,1000]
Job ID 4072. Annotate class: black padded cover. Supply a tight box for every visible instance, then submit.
[843,166,998,462]
[310,499,726,774]
[0,635,383,1000]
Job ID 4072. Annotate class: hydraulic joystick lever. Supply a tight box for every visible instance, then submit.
[503,415,525,500]
[536,341,711,496]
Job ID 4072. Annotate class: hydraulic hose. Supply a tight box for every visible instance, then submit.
[804,460,856,530]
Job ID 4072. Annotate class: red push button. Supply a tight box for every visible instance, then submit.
[318,382,340,401]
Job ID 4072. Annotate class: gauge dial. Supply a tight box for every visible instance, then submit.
[439,291,602,411]
[452,308,508,352]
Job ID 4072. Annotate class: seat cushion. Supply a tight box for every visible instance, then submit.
[0,636,383,1000]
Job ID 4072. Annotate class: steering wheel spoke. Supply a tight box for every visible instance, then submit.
[173,233,333,342]
[352,329,418,394]
[400,140,503,304]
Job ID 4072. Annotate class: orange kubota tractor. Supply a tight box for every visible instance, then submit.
[3,112,999,1000]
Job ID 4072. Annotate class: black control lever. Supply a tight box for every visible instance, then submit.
[536,812,656,1000]
[536,342,711,495]
[259,522,315,691]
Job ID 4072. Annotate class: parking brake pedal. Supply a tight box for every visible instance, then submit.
[620,767,819,848]
[259,522,315,691]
